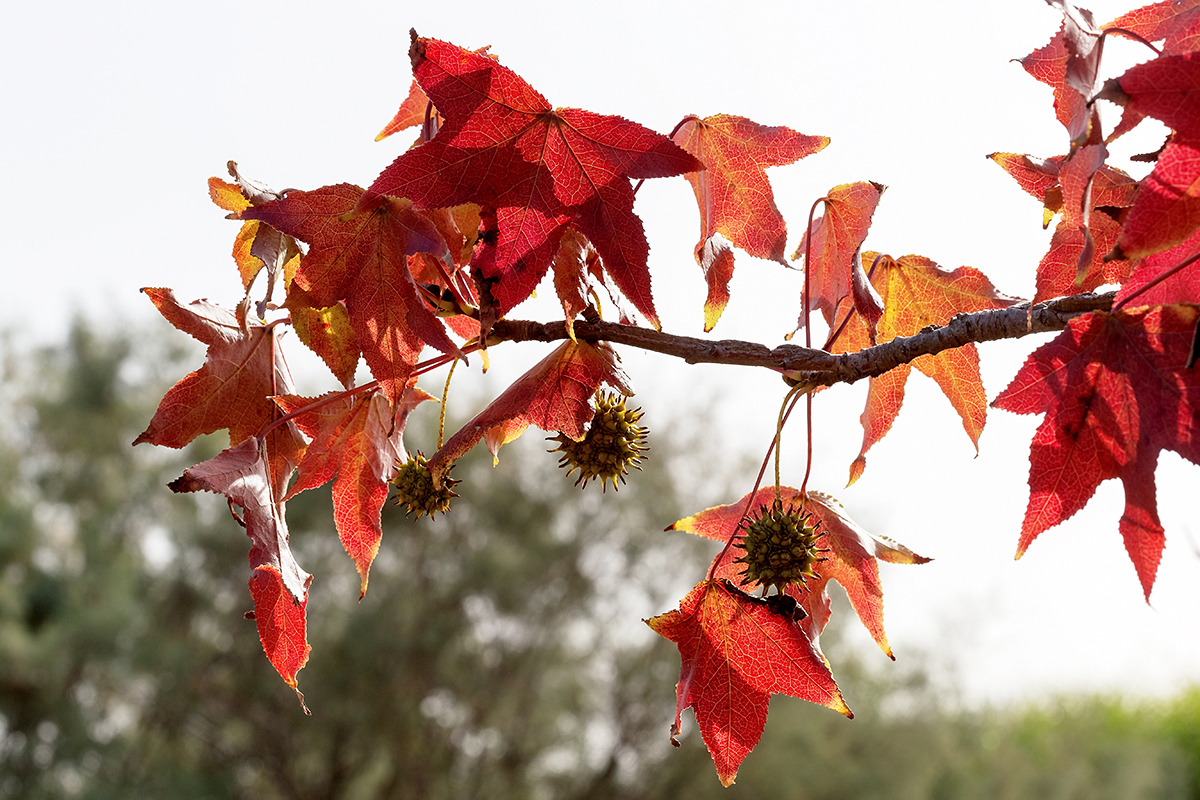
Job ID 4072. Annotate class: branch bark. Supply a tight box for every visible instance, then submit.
[488,292,1114,387]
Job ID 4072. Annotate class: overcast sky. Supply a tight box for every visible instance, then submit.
[3,0,1197,708]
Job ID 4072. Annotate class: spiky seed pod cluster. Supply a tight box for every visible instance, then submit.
[548,391,648,492]
[735,500,828,594]
[390,452,459,519]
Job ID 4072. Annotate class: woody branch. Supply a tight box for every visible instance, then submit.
[488,292,1115,387]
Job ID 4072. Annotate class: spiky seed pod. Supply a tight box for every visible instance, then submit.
[390,452,459,519]
[547,391,648,492]
[734,500,828,594]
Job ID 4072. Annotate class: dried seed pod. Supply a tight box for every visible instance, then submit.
[734,499,828,594]
[548,391,648,492]
[391,452,459,519]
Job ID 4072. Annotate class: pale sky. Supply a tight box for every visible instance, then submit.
[3,0,1196,707]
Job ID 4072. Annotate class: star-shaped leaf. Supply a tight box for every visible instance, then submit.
[671,114,828,329]
[275,384,434,598]
[133,288,305,496]
[829,253,1021,482]
[645,578,850,787]
[364,31,702,327]
[427,339,630,479]
[993,305,1200,599]
[241,184,461,401]
[669,486,930,659]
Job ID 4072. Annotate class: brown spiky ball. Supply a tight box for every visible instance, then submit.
[735,500,828,594]
[548,392,647,492]
[391,452,458,519]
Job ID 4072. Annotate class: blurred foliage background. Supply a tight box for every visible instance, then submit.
[0,321,1198,799]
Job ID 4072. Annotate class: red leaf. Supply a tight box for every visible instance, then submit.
[830,254,1021,481]
[365,32,702,327]
[1118,135,1200,258]
[1108,53,1200,138]
[249,564,311,711]
[993,305,1200,599]
[133,289,305,496]
[427,340,630,478]
[1117,226,1200,304]
[991,150,1137,298]
[375,79,431,142]
[669,486,930,659]
[1020,27,1091,141]
[672,114,828,329]
[792,182,885,326]
[242,185,461,401]
[1107,0,1200,56]
[645,579,851,787]
[168,437,312,705]
[276,385,434,597]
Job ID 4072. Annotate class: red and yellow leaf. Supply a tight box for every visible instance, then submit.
[830,254,1020,482]
[428,340,630,478]
[672,114,828,329]
[364,32,702,327]
[993,305,1200,599]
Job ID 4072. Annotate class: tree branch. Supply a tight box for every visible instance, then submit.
[488,292,1115,387]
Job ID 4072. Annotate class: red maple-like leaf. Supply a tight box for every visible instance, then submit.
[375,78,432,142]
[1108,0,1200,56]
[241,184,460,402]
[133,288,305,496]
[993,305,1200,599]
[364,31,702,327]
[990,150,1137,300]
[1117,226,1200,305]
[275,384,434,598]
[792,182,886,329]
[1100,54,1200,257]
[645,578,851,787]
[669,486,930,659]
[427,340,630,478]
[168,437,312,708]
[671,114,829,330]
[828,253,1021,483]
[1020,26,1092,142]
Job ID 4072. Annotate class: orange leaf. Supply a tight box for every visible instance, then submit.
[792,181,885,327]
[830,254,1020,482]
[672,114,828,329]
